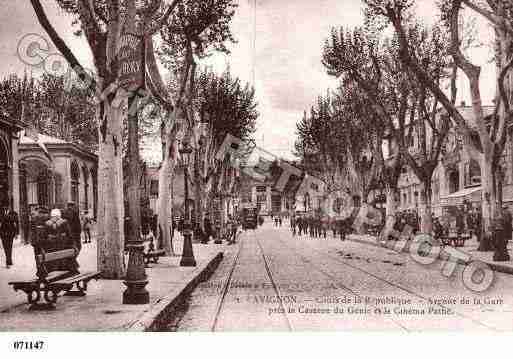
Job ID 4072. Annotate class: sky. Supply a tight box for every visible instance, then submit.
[0,0,497,163]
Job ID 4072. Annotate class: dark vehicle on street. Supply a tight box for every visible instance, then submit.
[242,207,258,230]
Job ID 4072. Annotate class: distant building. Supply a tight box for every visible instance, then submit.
[237,159,325,215]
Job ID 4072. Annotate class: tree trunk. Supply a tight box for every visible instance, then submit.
[419,180,433,234]
[383,185,398,239]
[127,94,141,243]
[97,94,126,279]
[353,202,368,235]
[481,156,498,238]
[193,147,205,240]
[221,195,228,238]
[156,116,178,256]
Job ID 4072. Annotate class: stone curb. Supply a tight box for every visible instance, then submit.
[346,235,513,276]
[125,251,224,332]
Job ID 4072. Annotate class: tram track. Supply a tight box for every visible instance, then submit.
[210,233,245,331]
[270,232,498,331]
[210,230,293,331]
[254,230,294,331]
[259,232,410,331]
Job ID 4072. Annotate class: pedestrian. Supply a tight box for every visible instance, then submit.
[1,207,18,268]
[321,217,327,239]
[204,214,212,243]
[141,207,151,241]
[231,216,239,244]
[63,202,82,254]
[151,214,158,239]
[42,208,79,274]
[340,218,348,241]
[82,210,93,243]
[455,206,465,243]
[433,216,443,241]
[226,215,234,244]
[279,216,282,227]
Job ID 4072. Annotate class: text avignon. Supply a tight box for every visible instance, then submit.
[253,295,298,304]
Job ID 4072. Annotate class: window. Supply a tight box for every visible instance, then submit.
[467,160,481,187]
[448,169,459,194]
[91,167,98,218]
[242,191,251,203]
[71,161,80,205]
[150,179,159,196]
[54,173,63,207]
[257,194,266,202]
[432,180,439,204]
[37,171,49,206]
[256,185,266,192]
[82,166,89,210]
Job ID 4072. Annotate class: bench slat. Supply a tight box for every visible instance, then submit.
[8,271,71,286]
[42,249,77,262]
[52,271,101,285]
[46,271,71,281]
[8,279,37,285]
[146,250,165,256]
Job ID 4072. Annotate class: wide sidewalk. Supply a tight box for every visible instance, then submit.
[343,231,513,274]
[0,233,225,331]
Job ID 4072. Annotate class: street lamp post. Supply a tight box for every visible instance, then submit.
[179,141,196,267]
[122,216,150,304]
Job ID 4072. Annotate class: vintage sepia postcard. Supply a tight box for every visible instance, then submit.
[2,1,513,355]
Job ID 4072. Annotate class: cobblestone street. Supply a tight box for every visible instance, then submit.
[168,220,513,331]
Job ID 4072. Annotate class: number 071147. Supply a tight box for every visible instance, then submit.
[12,341,44,350]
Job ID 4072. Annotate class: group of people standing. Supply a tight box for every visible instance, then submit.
[432,205,512,244]
[272,215,283,227]
[393,210,420,236]
[290,215,329,238]
[0,202,92,268]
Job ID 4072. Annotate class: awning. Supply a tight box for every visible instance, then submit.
[439,186,481,206]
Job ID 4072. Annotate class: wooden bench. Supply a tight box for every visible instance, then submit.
[143,238,165,266]
[8,248,101,310]
[367,225,383,237]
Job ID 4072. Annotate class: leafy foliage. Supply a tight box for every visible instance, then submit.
[196,68,257,153]
[0,72,97,151]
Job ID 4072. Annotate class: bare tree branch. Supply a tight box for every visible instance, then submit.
[30,0,96,89]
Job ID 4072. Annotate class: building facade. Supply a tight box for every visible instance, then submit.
[17,130,98,239]
[0,113,24,211]
[397,104,513,216]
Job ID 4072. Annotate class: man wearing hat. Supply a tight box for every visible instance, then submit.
[63,202,82,254]
[43,208,79,274]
